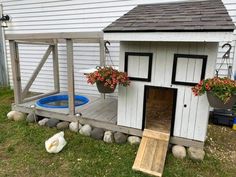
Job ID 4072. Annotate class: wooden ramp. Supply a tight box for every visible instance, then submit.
[132,129,170,177]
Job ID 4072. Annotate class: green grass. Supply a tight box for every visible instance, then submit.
[0,87,235,177]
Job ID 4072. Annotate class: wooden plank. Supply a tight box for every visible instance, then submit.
[186,43,199,139]
[133,137,148,170]
[140,138,157,170]
[134,167,162,177]
[176,43,190,138]
[181,88,192,137]
[136,83,145,129]
[66,39,75,115]
[9,40,22,104]
[143,129,169,141]
[194,43,217,141]
[151,140,168,173]
[52,43,60,92]
[133,129,170,177]
[126,43,140,129]
[117,42,128,127]
[164,43,178,86]
[154,43,166,86]
[5,32,103,40]
[22,45,53,98]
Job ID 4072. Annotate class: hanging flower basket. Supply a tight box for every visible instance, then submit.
[207,91,236,109]
[86,66,130,94]
[192,77,236,109]
[96,81,117,93]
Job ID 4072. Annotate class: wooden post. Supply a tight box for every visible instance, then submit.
[99,38,105,66]
[66,39,75,115]
[99,38,106,99]
[52,43,60,92]
[9,40,22,104]
[0,5,8,87]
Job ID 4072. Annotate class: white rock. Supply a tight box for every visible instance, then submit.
[103,131,114,143]
[69,122,82,132]
[172,145,186,159]
[7,111,25,121]
[7,111,16,120]
[79,124,92,136]
[38,118,49,126]
[128,136,141,145]
[45,131,67,153]
[188,147,205,161]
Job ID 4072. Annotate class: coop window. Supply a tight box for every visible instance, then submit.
[171,54,207,86]
[124,52,153,82]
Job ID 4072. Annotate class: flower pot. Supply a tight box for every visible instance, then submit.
[207,92,236,109]
[96,81,116,93]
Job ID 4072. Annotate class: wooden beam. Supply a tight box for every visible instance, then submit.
[9,40,22,104]
[22,91,59,103]
[72,38,100,43]
[12,104,78,122]
[15,40,55,45]
[170,136,204,148]
[52,44,60,92]
[66,39,75,115]
[22,45,53,98]
[99,38,105,66]
[5,32,103,40]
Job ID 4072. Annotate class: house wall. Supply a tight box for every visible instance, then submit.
[118,41,218,142]
[1,0,235,94]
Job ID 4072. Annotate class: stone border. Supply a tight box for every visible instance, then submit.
[7,111,141,145]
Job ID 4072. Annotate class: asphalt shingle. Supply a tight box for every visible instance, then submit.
[103,0,235,32]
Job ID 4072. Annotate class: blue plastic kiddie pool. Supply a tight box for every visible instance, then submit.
[36,95,89,108]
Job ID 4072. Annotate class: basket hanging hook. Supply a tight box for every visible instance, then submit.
[104,41,110,54]
[215,43,232,77]
[222,43,232,59]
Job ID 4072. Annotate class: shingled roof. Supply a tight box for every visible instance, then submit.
[104,0,235,32]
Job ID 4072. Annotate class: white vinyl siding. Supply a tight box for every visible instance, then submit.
[219,0,236,77]
[1,0,236,93]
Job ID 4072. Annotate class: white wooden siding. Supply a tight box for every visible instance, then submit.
[118,42,218,142]
[1,0,236,94]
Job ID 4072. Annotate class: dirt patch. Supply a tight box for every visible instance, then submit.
[205,124,236,165]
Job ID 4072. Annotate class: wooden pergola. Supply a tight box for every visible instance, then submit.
[6,32,105,117]
[6,32,142,136]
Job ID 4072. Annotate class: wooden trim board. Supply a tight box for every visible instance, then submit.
[104,32,233,42]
